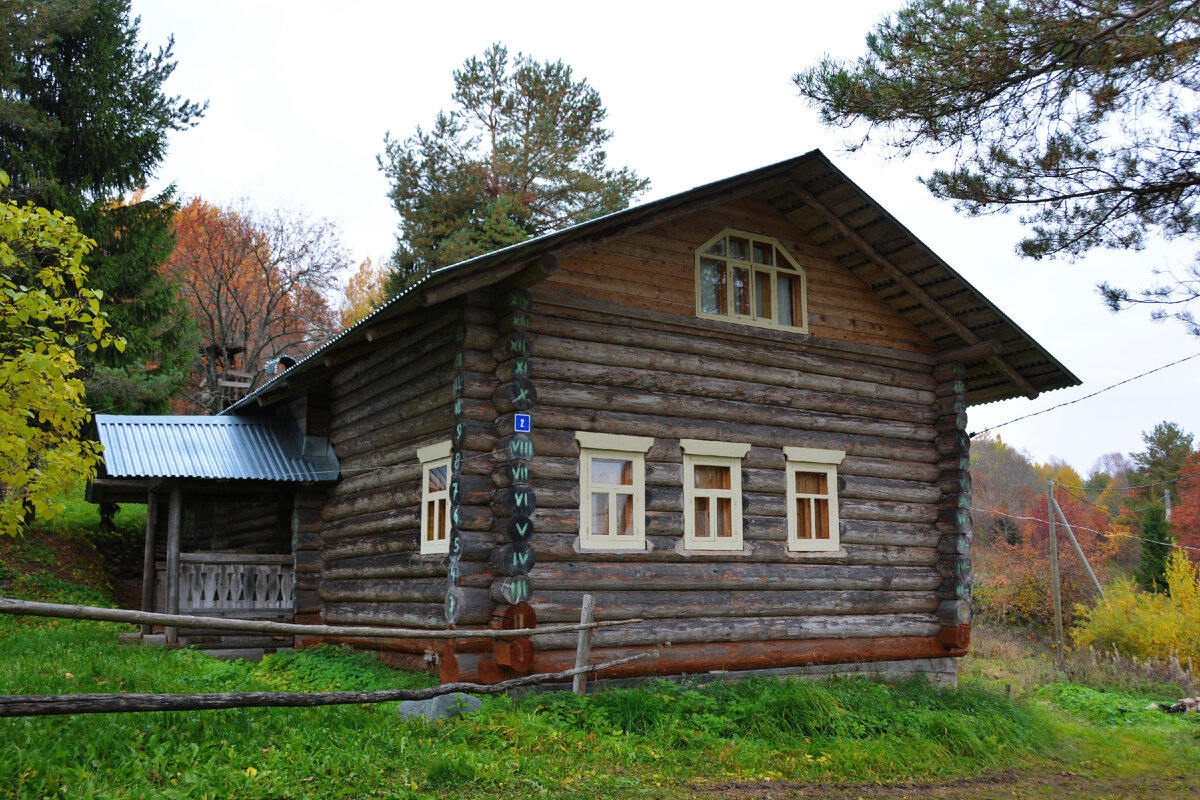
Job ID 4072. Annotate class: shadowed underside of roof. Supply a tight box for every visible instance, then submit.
[94,415,340,482]
[228,150,1078,411]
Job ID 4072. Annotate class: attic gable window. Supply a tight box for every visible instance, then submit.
[696,229,807,332]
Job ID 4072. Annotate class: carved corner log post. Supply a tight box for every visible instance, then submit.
[483,288,538,680]
[140,490,159,634]
[572,593,597,696]
[932,361,972,654]
[165,484,182,645]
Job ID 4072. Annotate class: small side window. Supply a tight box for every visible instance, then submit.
[784,447,845,552]
[681,440,750,551]
[576,432,653,550]
[417,441,452,555]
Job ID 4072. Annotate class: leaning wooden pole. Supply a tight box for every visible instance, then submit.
[1047,480,1064,669]
[572,593,597,696]
[0,598,637,641]
[0,653,652,717]
[1051,496,1106,599]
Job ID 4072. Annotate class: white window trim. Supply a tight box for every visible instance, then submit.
[682,440,748,552]
[695,228,809,333]
[576,432,652,551]
[785,447,845,553]
[418,440,452,555]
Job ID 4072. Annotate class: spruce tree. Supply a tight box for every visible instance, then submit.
[1136,503,1173,593]
[1,0,205,412]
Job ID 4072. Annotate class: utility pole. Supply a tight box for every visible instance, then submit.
[1165,489,1172,521]
[1047,480,1064,669]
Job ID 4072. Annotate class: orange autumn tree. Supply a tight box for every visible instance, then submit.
[339,257,390,328]
[167,198,349,413]
[1173,451,1200,564]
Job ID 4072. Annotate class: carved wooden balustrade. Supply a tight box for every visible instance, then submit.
[155,554,294,618]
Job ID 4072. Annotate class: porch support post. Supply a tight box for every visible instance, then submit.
[165,484,182,645]
[140,490,159,634]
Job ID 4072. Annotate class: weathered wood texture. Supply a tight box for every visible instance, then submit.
[314,304,464,632]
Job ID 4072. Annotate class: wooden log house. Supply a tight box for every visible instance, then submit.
[91,151,1078,682]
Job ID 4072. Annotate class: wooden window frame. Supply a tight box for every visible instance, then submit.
[576,432,653,551]
[417,441,452,555]
[681,439,750,551]
[695,228,808,333]
[784,446,845,553]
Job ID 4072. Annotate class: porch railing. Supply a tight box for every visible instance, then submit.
[155,554,293,618]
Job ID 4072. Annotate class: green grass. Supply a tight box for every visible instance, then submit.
[0,621,1071,799]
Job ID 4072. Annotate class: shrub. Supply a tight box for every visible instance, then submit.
[1073,551,1200,665]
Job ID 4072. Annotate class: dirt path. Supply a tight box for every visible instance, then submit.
[690,769,1198,799]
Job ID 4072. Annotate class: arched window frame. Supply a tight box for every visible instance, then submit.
[695,228,808,333]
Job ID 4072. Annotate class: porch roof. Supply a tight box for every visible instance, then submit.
[94,415,340,482]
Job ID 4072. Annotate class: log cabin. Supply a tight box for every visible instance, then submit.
[90,150,1078,683]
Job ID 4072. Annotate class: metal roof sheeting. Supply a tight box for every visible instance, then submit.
[94,415,340,482]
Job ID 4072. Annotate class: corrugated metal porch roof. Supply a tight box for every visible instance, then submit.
[94,415,340,482]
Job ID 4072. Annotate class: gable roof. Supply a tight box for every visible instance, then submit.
[94,414,340,482]
[230,150,1078,411]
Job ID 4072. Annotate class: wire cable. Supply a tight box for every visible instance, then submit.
[969,350,1200,439]
[969,506,1200,553]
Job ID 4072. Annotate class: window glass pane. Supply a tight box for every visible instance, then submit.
[755,271,772,319]
[700,259,726,314]
[728,236,748,260]
[436,499,447,539]
[815,499,830,539]
[716,497,732,538]
[777,274,795,326]
[694,464,731,489]
[616,494,634,536]
[428,465,447,492]
[797,498,812,539]
[593,458,633,486]
[733,267,750,315]
[425,500,437,541]
[704,237,726,256]
[694,497,710,539]
[794,470,826,495]
[752,242,771,265]
[774,246,793,270]
[591,492,609,536]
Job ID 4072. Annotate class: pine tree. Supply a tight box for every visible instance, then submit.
[379,44,648,294]
[1,0,205,412]
[796,1,1200,333]
[1136,503,1174,592]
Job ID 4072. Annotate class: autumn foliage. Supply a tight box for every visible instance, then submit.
[1173,452,1200,563]
[166,198,348,414]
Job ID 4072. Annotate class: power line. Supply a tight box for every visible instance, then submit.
[1052,471,1200,493]
[969,350,1200,439]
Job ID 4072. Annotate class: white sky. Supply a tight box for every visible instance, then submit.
[130,0,1200,476]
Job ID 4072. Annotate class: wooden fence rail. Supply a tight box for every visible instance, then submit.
[0,597,639,640]
[0,653,654,717]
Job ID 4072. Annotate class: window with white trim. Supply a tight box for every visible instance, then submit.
[576,432,653,550]
[682,439,750,551]
[696,229,808,332]
[417,441,452,555]
[785,447,845,552]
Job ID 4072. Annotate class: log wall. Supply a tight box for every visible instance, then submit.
[311,307,463,668]
[442,203,970,681]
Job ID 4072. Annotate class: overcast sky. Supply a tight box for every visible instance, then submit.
[130,0,1200,476]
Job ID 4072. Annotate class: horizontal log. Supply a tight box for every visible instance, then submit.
[531,589,936,623]
[528,561,939,592]
[529,356,936,425]
[534,380,935,443]
[320,578,447,604]
[323,485,419,524]
[529,613,942,650]
[320,507,420,543]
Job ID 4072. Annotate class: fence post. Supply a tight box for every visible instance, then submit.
[165,484,182,645]
[1048,480,1064,669]
[573,594,596,696]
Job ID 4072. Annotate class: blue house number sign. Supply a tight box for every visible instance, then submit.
[514,414,532,433]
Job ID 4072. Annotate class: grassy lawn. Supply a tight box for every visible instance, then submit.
[0,619,1196,799]
[1,508,1197,799]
